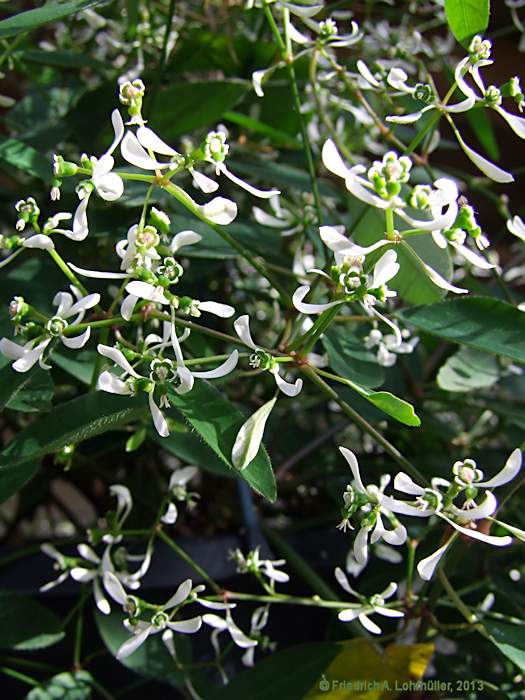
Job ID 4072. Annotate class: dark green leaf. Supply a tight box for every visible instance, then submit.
[0,135,50,179]
[445,0,490,45]
[166,381,276,502]
[0,394,148,496]
[0,364,40,412]
[323,328,385,389]
[0,590,64,650]
[26,671,93,700]
[17,48,108,72]
[437,346,499,392]
[0,0,107,38]
[209,642,342,700]
[151,81,247,139]
[6,368,54,412]
[95,611,189,687]
[399,297,525,364]
[485,620,525,672]
[466,106,499,161]
[222,111,301,147]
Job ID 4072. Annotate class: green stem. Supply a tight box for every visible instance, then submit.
[48,249,90,298]
[0,667,39,687]
[301,365,426,484]
[73,598,85,667]
[263,2,323,228]
[157,529,221,594]
[288,303,341,354]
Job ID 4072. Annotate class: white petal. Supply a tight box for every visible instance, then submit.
[161,502,178,524]
[191,168,219,193]
[0,337,26,360]
[372,250,399,287]
[424,263,468,294]
[380,581,398,600]
[337,607,361,622]
[95,171,124,202]
[137,126,178,156]
[438,513,513,546]
[417,540,451,581]
[356,60,380,87]
[92,153,114,180]
[70,196,89,241]
[117,626,153,660]
[386,108,429,124]
[292,285,342,314]
[285,2,324,18]
[334,566,359,597]
[192,350,239,379]
[202,613,228,630]
[70,567,96,583]
[394,472,425,496]
[108,109,125,155]
[339,447,366,492]
[68,262,128,279]
[453,243,494,269]
[12,340,50,373]
[61,327,91,349]
[493,106,525,139]
[121,131,171,170]
[271,366,302,397]
[149,392,169,437]
[78,543,100,563]
[358,613,382,634]
[374,606,404,618]
[167,617,202,634]
[164,579,193,609]
[322,139,351,179]
[448,491,497,521]
[125,281,169,304]
[353,526,369,566]
[170,230,202,253]
[455,131,514,183]
[287,21,309,44]
[94,578,111,615]
[233,315,257,350]
[387,67,410,92]
[97,344,141,377]
[507,215,525,241]
[121,294,138,321]
[220,165,280,199]
[252,69,266,97]
[198,301,235,318]
[199,196,237,225]
[103,571,128,605]
[477,448,521,488]
[22,234,55,250]
[97,371,132,394]
[253,207,288,228]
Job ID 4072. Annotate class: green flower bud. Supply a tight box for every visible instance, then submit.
[53,154,79,178]
[149,207,171,235]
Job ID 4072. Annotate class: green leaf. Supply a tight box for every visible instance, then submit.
[445,0,490,45]
[0,0,107,38]
[323,328,385,389]
[0,394,148,501]
[125,426,147,452]
[151,81,247,139]
[0,364,40,412]
[0,590,64,650]
[485,620,525,672]
[394,238,452,305]
[209,642,342,700]
[6,368,54,412]
[166,381,276,501]
[232,397,277,470]
[95,611,189,687]
[26,671,93,700]
[0,135,50,179]
[437,346,500,392]
[18,48,108,72]
[466,106,499,161]
[53,351,96,385]
[364,391,421,426]
[399,297,525,364]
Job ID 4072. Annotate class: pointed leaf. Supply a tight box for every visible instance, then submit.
[445,0,490,45]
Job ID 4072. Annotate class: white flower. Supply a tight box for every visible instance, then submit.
[242,606,275,667]
[335,568,403,634]
[229,547,290,584]
[364,327,419,367]
[161,466,199,524]
[203,609,257,650]
[91,110,125,201]
[0,286,99,373]
[233,315,303,397]
[337,447,407,566]
[104,574,202,659]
